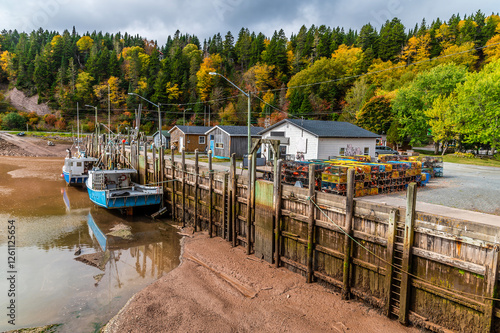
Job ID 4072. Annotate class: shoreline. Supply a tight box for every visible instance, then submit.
[102,226,418,333]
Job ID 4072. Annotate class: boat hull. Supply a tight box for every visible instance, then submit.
[63,170,88,185]
[85,179,162,209]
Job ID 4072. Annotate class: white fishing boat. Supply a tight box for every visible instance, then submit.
[61,102,97,185]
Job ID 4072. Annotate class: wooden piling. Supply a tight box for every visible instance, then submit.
[194,149,199,232]
[159,147,164,208]
[121,142,125,166]
[246,154,252,255]
[181,148,186,227]
[208,150,213,238]
[384,208,398,316]
[152,144,156,185]
[342,168,355,300]
[485,245,500,332]
[274,159,283,268]
[399,182,417,325]
[251,150,257,246]
[222,172,228,239]
[230,154,237,247]
[143,140,148,184]
[170,148,176,221]
[306,164,316,283]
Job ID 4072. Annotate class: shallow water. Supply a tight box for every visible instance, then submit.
[0,157,180,332]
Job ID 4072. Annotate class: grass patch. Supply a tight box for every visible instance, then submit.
[413,149,500,168]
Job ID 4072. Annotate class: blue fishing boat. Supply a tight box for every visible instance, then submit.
[86,169,163,209]
[62,151,98,185]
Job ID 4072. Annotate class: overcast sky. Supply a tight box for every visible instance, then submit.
[0,0,498,44]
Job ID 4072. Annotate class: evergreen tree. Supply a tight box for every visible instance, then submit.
[378,18,406,61]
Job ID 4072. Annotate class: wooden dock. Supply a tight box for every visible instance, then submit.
[85,134,500,332]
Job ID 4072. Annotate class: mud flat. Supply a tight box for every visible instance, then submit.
[104,229,418,333]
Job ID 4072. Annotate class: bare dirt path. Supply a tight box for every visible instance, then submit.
[0,133,72,157]
[104,230,418,333]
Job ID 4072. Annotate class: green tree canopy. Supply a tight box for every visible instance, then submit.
[392,63,467,145]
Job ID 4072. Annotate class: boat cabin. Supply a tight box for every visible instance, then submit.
[88,169,135,190]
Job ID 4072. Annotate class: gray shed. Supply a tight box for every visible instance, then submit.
[152,130,170,147]
[205,125,263,159]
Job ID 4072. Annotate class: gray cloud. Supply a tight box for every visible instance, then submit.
[0,0,498,44]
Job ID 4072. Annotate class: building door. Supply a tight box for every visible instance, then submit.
[209,135,214,153]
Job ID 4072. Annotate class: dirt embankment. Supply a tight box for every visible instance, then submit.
[104,229,418,333]
[0,133,72,157]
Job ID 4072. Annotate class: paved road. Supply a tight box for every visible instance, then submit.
[361,162,500,223]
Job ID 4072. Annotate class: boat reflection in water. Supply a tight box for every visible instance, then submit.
[81,211,180,281]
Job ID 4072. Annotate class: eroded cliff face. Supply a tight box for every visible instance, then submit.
[5,87,51,116]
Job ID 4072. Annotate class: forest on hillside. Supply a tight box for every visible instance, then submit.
[0,10,499,153]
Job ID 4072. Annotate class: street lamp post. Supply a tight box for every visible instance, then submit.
[85,104,98,130]
[128,93,162,147]
[183,108,192,126]
[209,72,252,155]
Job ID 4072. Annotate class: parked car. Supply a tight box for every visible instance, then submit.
[17,132,25,136]
[375,145,398,157]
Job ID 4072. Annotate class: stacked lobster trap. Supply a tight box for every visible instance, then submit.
[280,155,427,198]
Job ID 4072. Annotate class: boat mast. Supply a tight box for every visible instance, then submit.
[77,102,80,151]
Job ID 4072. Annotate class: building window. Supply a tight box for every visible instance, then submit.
[77,162,82,167]
[271,131,285,137]
[364,147,370,155]
[199,136,205,144]
[339,147,345,156]
[215,143,224,149]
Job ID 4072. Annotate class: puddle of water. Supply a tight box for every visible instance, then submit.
[0,157,180,332]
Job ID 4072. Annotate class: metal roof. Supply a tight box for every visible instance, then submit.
[169,125,211,135]
[259,119,379,138]
[206,125,264,136]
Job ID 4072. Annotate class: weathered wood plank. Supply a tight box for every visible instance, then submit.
[342,168,355,300]
[399,183,417,326]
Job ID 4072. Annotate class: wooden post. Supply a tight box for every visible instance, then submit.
[230,154,237,247]
[250,149,257,250]
[399,182,417,325]
[384,208,398,316]
[274,159,283,268]
[485,245,500,332]
[181,148,186,227]
[152,144,156,185]
[208,150,213,237]
[246,154,252,255]
[90,133,93,157]
[143,140,148,184]
[342,168,355,300]
[159,147,164,209]
[222,172,228,240]
[121,142,125,166]
[194,149,199,232]
[171,148,176,221]
[306,164,316,283]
